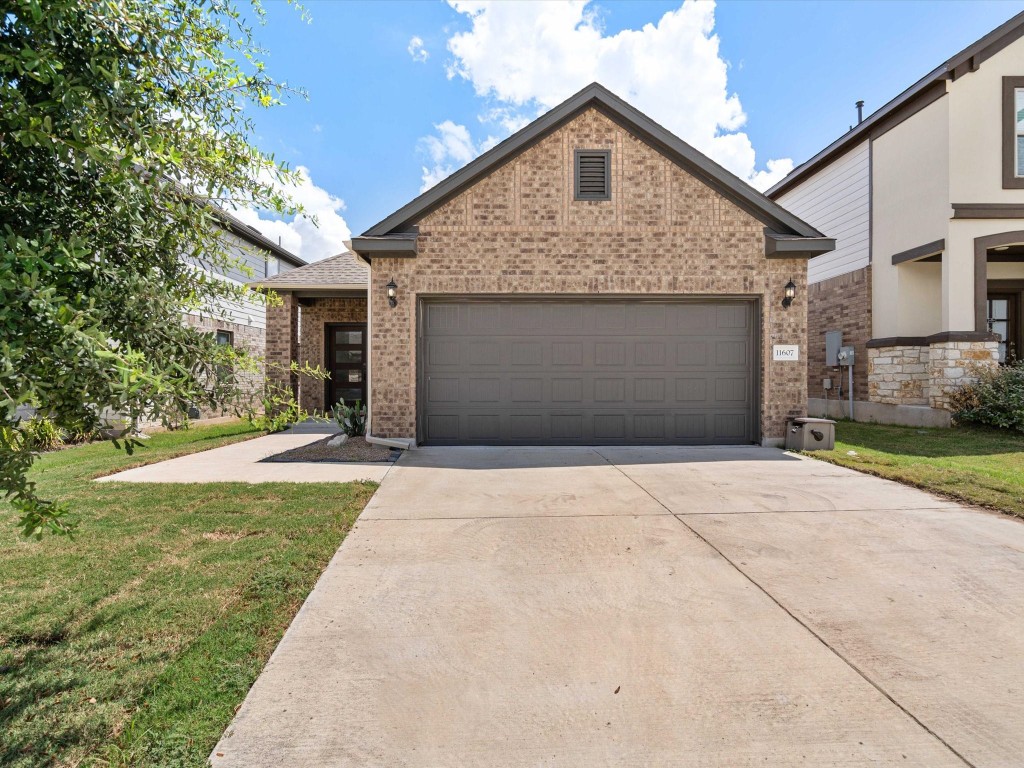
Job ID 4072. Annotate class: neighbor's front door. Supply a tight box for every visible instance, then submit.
[325,323,367,409]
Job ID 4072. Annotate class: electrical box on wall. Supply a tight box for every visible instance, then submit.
[838,346,855,366]
[825,330,842,367]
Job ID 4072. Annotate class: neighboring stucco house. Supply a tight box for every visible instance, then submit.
[270,83,830,447]
[767,13,1024,426]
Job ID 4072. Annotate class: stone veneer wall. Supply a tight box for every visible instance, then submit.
[928,340,1000,410]
[295,297,367,413]
[807,266,871,402]
[867,340,1000,411]
[369,107,809,443]
[867,345,930,406]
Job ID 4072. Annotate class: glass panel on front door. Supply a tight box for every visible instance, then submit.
[335,329,362,345]
[327,324,367,409]
[988,298,1011,362]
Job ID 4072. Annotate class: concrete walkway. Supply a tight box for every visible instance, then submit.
[97,432,393,484]
[211,446,1024,767]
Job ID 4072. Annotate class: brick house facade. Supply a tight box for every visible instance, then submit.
[353,85,833,446]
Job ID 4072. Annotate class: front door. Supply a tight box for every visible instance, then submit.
[987,294,1019,363]
[325,323,367,409]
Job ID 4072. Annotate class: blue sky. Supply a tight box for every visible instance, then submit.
[236,0,1024,261]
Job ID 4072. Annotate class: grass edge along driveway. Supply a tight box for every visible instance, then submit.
[810,421,1024,519]
[0,421,377,768]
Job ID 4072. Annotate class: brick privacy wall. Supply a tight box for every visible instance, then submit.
[806,266,871,402]
[369,107,809,442]
[928,340,999,410]
[868,346,930,406]
[295,297,368,413]
[182,312,265,416]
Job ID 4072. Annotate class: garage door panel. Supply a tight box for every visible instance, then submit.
[419,299,756,445]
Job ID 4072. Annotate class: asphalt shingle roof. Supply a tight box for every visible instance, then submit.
[253,251,367,288]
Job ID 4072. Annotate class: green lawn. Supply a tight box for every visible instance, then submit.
[0,421,377,767]
[812,421,1024,518]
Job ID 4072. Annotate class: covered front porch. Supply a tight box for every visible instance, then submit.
[253,251,369,415]
[869,223,1024,411]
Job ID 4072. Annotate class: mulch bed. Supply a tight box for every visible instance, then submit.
[261,435,399,464]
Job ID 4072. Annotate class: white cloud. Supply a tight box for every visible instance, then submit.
[420,0,791,192]
[418,120,489,191]
[230,166,352,263]
[408,35,430,63]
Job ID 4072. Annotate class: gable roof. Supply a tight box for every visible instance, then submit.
[213,206,306,267]
[249,250,367,291]
[767,11,1024,199]
[360,82,824,239]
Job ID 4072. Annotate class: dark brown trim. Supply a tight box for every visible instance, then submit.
[768,12,1024,199]
[1003,76,1024,189]
[362,83,824,240]
[891,238,945,265]
[975,230,1024,331]
[925,331,1000,344]
[870,80,948,141]
[953,203,1024,218]
[573,149,611,201]
[324,322,368,410]
[866,337,927,348]
[350,235,418,260]
[764,230,836,258]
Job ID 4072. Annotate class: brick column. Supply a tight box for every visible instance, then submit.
[265,292,298,399]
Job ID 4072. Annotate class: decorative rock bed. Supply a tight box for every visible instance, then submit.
[261,435,399,464]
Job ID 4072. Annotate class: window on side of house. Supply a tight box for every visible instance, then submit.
[1002,77,1024,188]
[574,149,611,201]
[215,330,234,347]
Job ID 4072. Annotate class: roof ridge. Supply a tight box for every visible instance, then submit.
[361,82,823,239]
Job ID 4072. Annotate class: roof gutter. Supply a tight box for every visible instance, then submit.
[247,281,367,292]
[765,230,837,259]
[350,234,418,262]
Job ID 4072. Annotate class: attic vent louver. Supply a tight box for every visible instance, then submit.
[574,149,611,200]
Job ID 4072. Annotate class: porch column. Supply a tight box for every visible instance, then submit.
[265,291,299,400]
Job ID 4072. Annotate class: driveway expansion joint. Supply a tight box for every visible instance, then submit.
[590,447,978,768]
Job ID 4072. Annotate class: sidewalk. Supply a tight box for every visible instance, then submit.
[97,431,394,484]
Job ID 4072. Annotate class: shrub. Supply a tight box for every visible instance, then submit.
[331,399,367,437]
[950,361,1024,432]
[248,385,307,434]
[20,416,65,451]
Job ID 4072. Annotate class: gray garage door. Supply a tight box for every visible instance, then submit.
[418,298,758,445]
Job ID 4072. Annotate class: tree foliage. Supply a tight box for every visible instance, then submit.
[1,0,305,536]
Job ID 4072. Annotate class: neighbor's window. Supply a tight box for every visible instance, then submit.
[266,255,280,278]
[215,330,234,347]
[1002,77,1024,188]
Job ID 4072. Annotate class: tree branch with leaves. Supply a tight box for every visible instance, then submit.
[1,0,314,536]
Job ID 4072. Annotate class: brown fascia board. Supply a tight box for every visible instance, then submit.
[891,238,945,265]
[767,10,1024,199]
[212,207,307,267]
[350,234,418,261]
[764,230,836,258]
[361,83,824,240]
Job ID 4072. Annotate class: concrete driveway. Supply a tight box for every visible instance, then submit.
[211,446,1024,767]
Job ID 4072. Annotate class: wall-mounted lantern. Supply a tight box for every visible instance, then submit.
[386,278,398,308]
[781,278,797,309]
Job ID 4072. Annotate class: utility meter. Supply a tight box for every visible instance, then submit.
[837,346,855,366]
